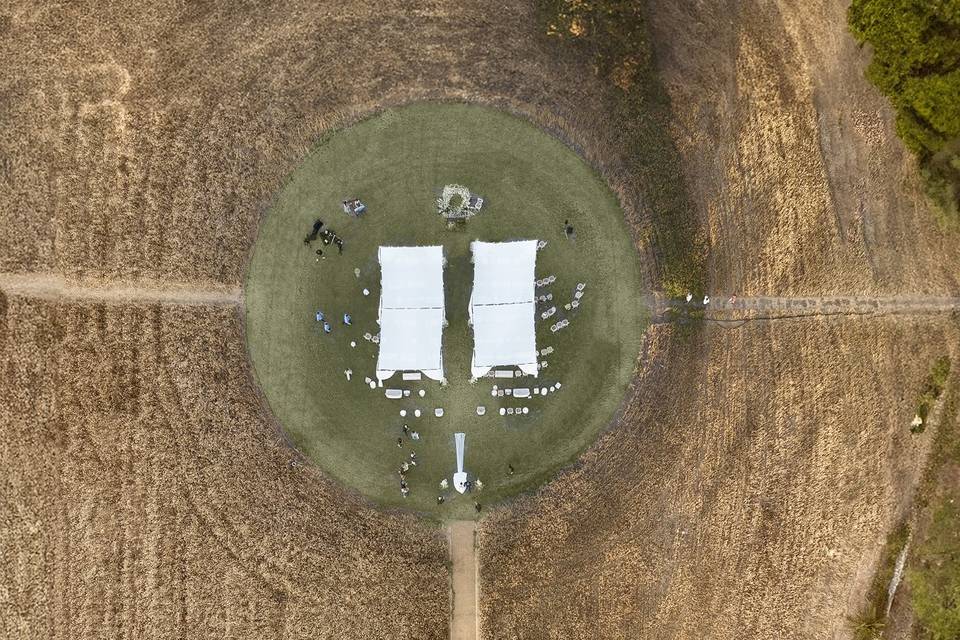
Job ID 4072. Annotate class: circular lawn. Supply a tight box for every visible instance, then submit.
[245,103,647,518]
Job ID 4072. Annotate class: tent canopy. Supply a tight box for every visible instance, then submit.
[470,240,538,306]
[469,240,539,378]
[376,246,445,381]
[378,246,445,309]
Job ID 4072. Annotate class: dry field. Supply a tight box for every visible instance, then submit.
[0,295,449,638]
[0,0,654,286]
[645,0,960,296]
[478,316,958,639]
[3,0,960,639]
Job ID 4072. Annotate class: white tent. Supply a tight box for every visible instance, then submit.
[376,246,445,382]
[469,240,539,378]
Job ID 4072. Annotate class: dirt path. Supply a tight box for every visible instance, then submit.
[651,294,960,325]
[447,521,478,640]
[0,272,242,307]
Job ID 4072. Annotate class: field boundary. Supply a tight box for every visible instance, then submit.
[0,272,243,306]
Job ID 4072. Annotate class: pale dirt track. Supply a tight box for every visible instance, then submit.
[0,272,242,306]
[448,521,478,640]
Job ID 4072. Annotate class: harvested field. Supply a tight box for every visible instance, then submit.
[3,0,960,638]
[0,296,448,638]
[478,316,959,639]
[0,1,654,287]
[645,0,960,296]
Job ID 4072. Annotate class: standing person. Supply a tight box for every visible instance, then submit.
[507,464,514,476]
[343,313,352,325]
[397,437,403,448]
[411,431,420,441]
[563,219,575,240]
[402,424,410,435]
[323,322,331,334]
[474,502,482,513]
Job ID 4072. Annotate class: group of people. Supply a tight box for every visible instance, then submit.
[315,310,351,334]
[303,219,345,257]
[397,425,421,497]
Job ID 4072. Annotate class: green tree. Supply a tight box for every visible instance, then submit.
[849,0,960,221]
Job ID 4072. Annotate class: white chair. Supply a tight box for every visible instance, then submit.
[477,406,486,416]
[499,408,506,416]
[385,389,403,399]
[435,408,444,417]
[414,409,421,418]
[507,408,514,415]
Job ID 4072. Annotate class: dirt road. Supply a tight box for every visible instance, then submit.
[448,521,478,640]
[0,272,242,306]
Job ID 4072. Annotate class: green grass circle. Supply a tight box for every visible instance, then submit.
[245,104,647,518]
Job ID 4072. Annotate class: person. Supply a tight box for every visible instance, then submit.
[474,502,482,513]
[402,424,410,435]
[563,219,575,240]
[335,237,344,255]
[437,495,444,504]
[401,462,410,473]
[411,431,420,441]
[440,478,449,490]
[409,452,416,462]
[343,313,352,325]
[401,487,409,498]
[316,311,325,322]
[475,479,483,491]
[323,322,331,334]
[507,464,514,475]
[397,437,403,448]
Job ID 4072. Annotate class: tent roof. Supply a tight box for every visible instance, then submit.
[378,245,445,309]
[470,240,539,378]
[470,240,538,306]
[376,245,445,381]
[376,307,444,381]
[470,303,538,376]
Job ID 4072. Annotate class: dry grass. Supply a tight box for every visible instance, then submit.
[0,296,448,638]
[644,0,960,296]
[0,0,660,288]
[478,316,959,639]
[3,0,960,637]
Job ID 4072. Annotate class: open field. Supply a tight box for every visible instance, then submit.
[245,104,645,516]
[3,0,960,638]
[478,315,959,639]
[0,295,449,638]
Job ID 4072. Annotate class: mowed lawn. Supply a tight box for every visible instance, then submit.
[245,104,647,518]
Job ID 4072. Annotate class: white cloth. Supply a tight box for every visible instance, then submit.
[376,246,445,381]
[469,240,539,378]
[454,432,467,493]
